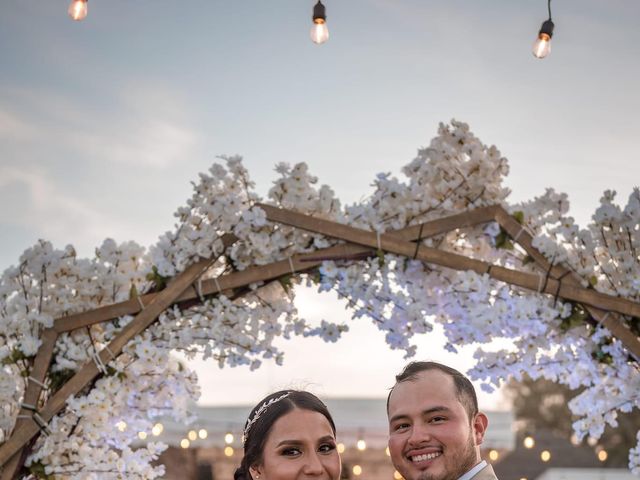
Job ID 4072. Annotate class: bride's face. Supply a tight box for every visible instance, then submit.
[250,408,341,480]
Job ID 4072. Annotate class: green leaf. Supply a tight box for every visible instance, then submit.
[1,347,31,366]
[495,228,514,250]
[589,276,598,287]
[278,274,293,293]
[146,266,170,291]
[129,283,139,299]
[559,303,589,332]
[29,461,54,479]
[522,255,534,266]
[512,211,525,224]
[377,249,385,267]
[48,368,76,393]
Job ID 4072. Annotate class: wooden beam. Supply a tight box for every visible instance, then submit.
[494,207,640,360]
[258,203,640,323]
[53,210,498,332]
[0,255,217,467]
[0,328,59,480]
[54,234,237,333]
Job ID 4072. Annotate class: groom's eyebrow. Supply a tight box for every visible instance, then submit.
[422,406,450,415]
[389,406,450,424]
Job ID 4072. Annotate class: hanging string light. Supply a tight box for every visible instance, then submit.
[523,434,535,449]
[532,0,554,59]
[310,1,329,45]
[356,430,367,451]
[68,0,88,21]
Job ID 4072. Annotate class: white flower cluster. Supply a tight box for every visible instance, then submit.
[1,120,638,477]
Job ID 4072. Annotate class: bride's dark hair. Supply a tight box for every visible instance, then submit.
[234,390,336,480]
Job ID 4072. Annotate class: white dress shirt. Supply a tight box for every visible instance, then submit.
[458,460,488,480]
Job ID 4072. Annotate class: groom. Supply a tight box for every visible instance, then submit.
[386,361,498,480]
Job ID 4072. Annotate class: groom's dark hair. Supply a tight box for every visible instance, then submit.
[386,361,479,422]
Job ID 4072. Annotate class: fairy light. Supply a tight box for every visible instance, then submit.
[151,423,163,436]
[385,446,390,456]
[137,431,147,440]
[540,450,551,462]
[225,432,234,444]
[68,0,88,21]
[598,450,608,462]
[523,435,535,449]
[224,446,234,457]
[352,465,362,476]
[198,429,208,439]
[310,1,329,44]
[180,438,190,449]
[337,443,345,454]
[116,421,127,432]
[394,471,404,480]
[489,449,499,461]
[532,0,554,59]
[188,430,197,441]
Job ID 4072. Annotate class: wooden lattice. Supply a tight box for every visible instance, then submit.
[1,204,638,479]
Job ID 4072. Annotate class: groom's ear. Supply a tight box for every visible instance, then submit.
[472,412,489,445]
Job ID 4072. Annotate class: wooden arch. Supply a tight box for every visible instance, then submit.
[1,203,639,479]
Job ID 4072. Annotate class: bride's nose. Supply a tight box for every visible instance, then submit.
[302,452,325,475]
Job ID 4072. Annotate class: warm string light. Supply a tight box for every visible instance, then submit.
[310,1,329,45]
[540,450,551,462]
[523,435,535,449]
[68,0,88,21]
[64,0,558,58]
[489,449,499,461]
[532,0,554,59]
[224,432,234,444]
[151,423,163,436]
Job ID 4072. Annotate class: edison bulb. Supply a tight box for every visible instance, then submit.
[310,20,329,44]
[532,34,551,59]
[68,0,88,21]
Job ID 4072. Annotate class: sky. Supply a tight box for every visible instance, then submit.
[1,0,639,408]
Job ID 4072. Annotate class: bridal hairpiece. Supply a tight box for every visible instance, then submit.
[243,392,291,444]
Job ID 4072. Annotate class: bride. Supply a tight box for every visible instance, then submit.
[234,390,342,480]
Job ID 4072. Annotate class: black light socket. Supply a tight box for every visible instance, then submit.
[313,1,326,22]
[539,19,554,38]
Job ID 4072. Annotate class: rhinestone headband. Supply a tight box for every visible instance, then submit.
[243,392,291,444]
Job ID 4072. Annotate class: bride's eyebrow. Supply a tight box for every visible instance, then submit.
[276,440,303,447]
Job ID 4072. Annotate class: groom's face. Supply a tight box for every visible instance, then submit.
[387,370,486,480]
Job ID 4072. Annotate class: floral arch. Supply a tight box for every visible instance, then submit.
[1,121,639,479]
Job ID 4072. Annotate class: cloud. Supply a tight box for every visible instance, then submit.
[0,82,200,169]
[0,166,118,253]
